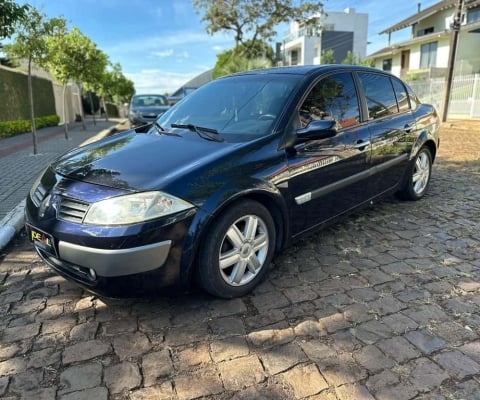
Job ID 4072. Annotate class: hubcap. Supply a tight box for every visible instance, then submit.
[218,215,269,286]
[412,151,430,195]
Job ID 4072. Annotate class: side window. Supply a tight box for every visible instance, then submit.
[405,83,419,111]
[358,73,399,119]
[299,72,360,130]
[391,78,410,113]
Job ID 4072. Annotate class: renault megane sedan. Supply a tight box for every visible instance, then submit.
[25,65,440,298]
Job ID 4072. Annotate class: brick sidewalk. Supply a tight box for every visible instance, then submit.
[0,118,126,221]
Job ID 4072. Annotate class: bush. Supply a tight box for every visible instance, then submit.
[106,102,119,117]
[0,114,60,138]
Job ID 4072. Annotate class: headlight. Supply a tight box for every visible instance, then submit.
[83,191,194,225]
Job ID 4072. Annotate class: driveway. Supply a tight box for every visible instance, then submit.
[0,120,479,400]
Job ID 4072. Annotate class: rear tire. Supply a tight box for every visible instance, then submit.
[197,200,275,298]
[397,146,432,201]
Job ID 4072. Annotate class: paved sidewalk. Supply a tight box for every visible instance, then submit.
[0,117,128,250]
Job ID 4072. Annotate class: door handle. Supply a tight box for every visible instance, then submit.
[404,123,413,133]
[354,140,370,150]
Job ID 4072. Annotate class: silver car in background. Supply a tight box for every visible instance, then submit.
[128,94,169,127]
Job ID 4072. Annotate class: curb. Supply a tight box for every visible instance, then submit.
[0,121,128,253]
[0,200,26,253]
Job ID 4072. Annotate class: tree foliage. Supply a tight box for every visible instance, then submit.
[4,8,66,153]
[342,50,358,65]
[320,49,334,64]
[100,62,135,104]
[214,55,272,78]
[47,27,107,86]
[0,0,30,40]
[194,0,323,52]
[213,39,274,78]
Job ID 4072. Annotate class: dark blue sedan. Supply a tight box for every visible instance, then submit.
[25,65,440,298]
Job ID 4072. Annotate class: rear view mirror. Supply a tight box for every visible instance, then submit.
[296,120,337,142]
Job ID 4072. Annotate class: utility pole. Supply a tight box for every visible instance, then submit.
[441,0,464,122]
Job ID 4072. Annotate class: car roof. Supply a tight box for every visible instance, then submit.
[132,94,167,98]
[228,64,391,78]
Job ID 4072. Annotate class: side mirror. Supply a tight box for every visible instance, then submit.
[296,120,337,142]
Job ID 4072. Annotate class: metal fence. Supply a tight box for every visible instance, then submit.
[407,73,480,119]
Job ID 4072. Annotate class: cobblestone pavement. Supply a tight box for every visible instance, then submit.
[0,121,479,400]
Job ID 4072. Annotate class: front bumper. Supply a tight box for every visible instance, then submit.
[58,239,171,277]
[26,200,196,297]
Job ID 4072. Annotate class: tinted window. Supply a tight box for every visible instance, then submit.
[405,83,419,110]
[358,73,399,120]
[299,72,360,130]
[392,78,410,113]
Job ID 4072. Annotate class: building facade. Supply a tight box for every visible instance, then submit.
[279,8,368,66]
[368,0,480,78]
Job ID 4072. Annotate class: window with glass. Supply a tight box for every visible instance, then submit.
[358,73,399,119]
[383,59,392,72]
[391,78,410,113]
[467,7,480,23]
[299,72,360,129]
[420,42,437,69]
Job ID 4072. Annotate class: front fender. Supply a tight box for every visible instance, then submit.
[178,178,290,287]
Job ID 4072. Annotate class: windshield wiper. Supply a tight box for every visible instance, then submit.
[171,123,224,142]
[153,122,180,137]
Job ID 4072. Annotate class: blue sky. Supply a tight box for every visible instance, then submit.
[20,0,439,94]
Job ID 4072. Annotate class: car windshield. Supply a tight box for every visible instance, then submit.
[132,95,168,107]
[156,74,301,142]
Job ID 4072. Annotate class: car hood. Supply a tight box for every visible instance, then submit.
[52,129,240,192]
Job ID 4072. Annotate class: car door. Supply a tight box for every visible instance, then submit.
[357,72,415,195]
[285,72,372,237]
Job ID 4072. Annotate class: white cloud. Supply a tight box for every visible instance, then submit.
[212,45,224,52]
[176,51,190,60]
[125,68,208,94]
[151,49,174,57]
[106,31,230,55]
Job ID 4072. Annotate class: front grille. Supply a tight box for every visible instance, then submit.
[32,184,47,207]
[58,197,89,223]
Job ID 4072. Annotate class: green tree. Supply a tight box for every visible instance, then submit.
[320,49,334,64]
[213,39,274,78]
[194,0,323,53]
[342,50,359,65]
[0,0,30,66]
[215,55,272,78]
[99,62,135,120]
[46,27,108,135]
[0,0,30,40]
[5,8,66,154]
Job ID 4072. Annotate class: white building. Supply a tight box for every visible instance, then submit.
[279,8,368,66]
[368,0,480,78]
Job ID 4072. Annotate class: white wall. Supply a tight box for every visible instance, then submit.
[282,7,368,65]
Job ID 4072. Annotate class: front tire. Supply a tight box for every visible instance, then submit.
[198,200,276,298]
[397,146,432,201]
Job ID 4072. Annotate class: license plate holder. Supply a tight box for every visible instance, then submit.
[26,224,56,256]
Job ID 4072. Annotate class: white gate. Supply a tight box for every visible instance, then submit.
[407,74,480,119]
